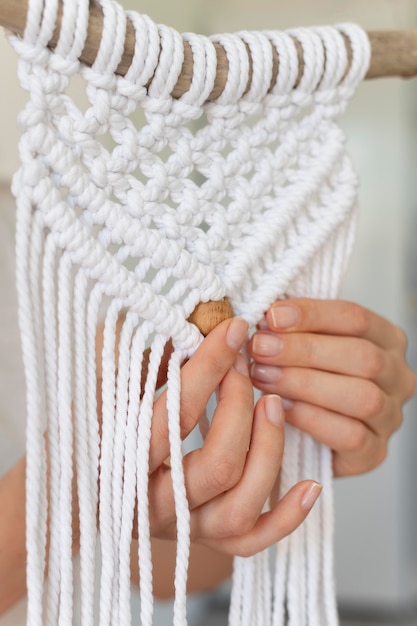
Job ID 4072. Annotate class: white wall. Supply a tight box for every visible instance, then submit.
[334,73,417,615]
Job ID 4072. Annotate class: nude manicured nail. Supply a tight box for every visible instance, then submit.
[234,353,249,377]
[301,482,323,511]
[250,363,281,384]
[281,398,294,411]
[226,318,249,350]
[265,394,283,427]
[270,305,300,329]
[252,332,283,356]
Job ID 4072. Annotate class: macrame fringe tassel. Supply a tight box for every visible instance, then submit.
[15,189,191,625]
[228,215,359,626]
[17,184,342,626]
[227,431,337,626]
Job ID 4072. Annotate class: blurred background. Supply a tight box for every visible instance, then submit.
[1,0,417,624]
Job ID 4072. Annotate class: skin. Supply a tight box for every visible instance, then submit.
[132,299,416,598]
[0,457,26,615]
[249,298,417,477]
[0,299,415,610]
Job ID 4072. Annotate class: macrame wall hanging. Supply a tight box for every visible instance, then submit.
[1,0,414,624]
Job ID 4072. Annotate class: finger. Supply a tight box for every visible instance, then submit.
[266,299,405,350]
[249,331,393,382]
[184,356,255,506]
[282,399,391,476]
[200,480,322,558]
[190,394,285,540]
[249,330,407,394]
[147,358,254,534]
[249,364,391,427]
[149,317,249,471]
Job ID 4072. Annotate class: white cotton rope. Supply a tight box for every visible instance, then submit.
[8,0,371,624]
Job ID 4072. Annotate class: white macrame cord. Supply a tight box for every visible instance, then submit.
[8,1,370,624]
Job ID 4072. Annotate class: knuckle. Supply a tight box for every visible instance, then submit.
[305,298,320,327]
[389,396,405,431]
[292,368,313,392]
[234,544,256,558]
[349,303,372,337]
[362,442,388,473]
[178,398,201,437]
[151,416,170,454]
[361,344,385,380]
[336,436,388,476]
[394,325,408,352]
[371,443,388,470]
[391,407,404,433]
[204,352,230,379]
[354,445,387,475]
[302,334,316,363]
[360,384,385,420]
[343,422,369,453]
[206,457,242,494]
[224,505,257,537]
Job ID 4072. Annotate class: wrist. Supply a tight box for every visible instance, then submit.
[0,457,27,615]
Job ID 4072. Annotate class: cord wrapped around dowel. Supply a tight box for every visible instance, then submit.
[1,0,417,90]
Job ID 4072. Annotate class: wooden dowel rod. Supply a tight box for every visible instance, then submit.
[367,29,417,79]
[2,0,417,100]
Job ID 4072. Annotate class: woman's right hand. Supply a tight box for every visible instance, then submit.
[143,318,321,557]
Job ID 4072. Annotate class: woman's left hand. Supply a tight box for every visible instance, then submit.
[248,298,417,477]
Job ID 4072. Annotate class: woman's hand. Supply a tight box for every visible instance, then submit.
[248,298,417,477]
[141,317,321,557]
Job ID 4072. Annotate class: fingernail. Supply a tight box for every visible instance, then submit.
[270,305,300,329]
[234,353,249,377]
[265,394,284,426]
[226,318,249,350]
[252,332,283,357]
[281,398,294,411]
[301,482,323,511]
[250,363,281,384]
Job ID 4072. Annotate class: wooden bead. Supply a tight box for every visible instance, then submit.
[188,298,235,336]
